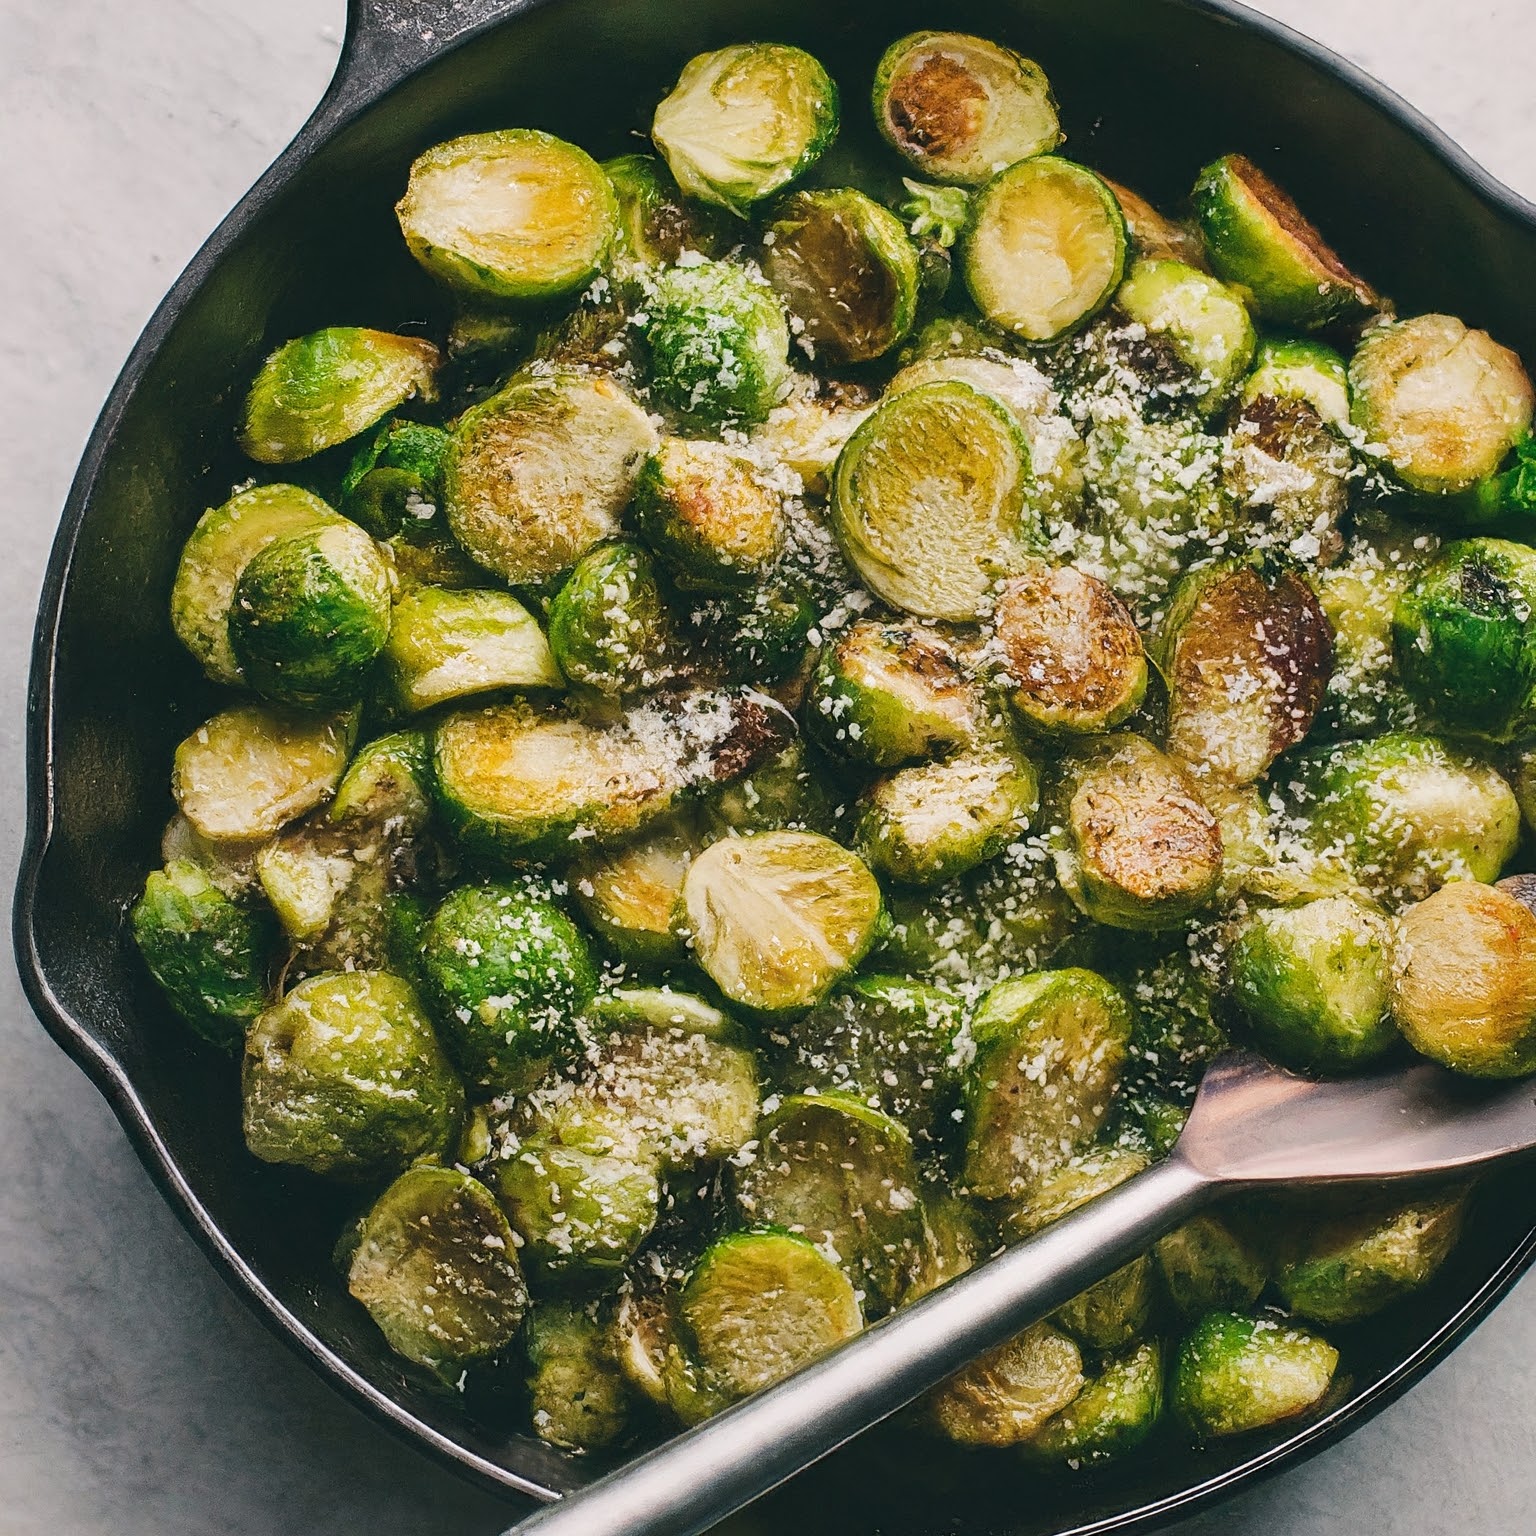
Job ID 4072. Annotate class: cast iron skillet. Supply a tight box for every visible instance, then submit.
[16,0,1536,1530]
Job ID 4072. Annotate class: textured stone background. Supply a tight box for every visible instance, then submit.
[1,3,1533,1534]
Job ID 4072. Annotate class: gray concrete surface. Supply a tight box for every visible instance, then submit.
[1,3,1533,1533]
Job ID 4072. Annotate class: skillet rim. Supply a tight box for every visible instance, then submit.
[15,0,1536,1525]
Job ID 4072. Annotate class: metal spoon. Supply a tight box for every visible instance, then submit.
[506,1050,1536,1536]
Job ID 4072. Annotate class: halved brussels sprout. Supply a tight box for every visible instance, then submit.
[172,704,355,843]
[525,1012,759,1170]
[706,736,833,836]
[1114,258,1256,412]
[346,1165,527,1368]
[750,383,874,497]
[341,418,451,538]
[432,690,786,862]
[329,729,433,833]
[159,813,260,897]
[418,882,597,1094]
[1193,155,1375,329]
[1228,894,1395,1071]
[1394,538,1536,743]
[679,1229,862,1401]
[238,328,438,464]
[1172,1312,1338,1439]
[1223,395,1352,566]
[243,970,463,1178]
[679,830,884,1013]
[131,861,275,1046]
[805,620,983,769]
[651,44,838,217]
[928,1321,1084,1448]
[546,540,682,698]
[604,152,730,274]
[873,32,1060,186]
[762,189,920,365]
[963,158,1127,342]
[1292,734,1520,903]
[495,1134,660,1283]
[1024,1340,1164,1468]
[963,968,1132,1199]
[643,260,792,428]
[1007,1150,1154,1350]
[256,820,378,945]
[771,974,964,1139]
[1350,314,1534,495]
[228,520,393,709]
[832,379,1033,621]
[171,483,342,686]
[1157,560,1334,784]
[1053,734,1224,930]
[524,1302,631,1451]
[1391,879,1536,1077]
[1275,1191,1466,1325]
[397,129,617,301]
[1243,337,1351,429]
[856,746,1039,888]
[383,586,562,714]
[634,437,785,589]
[735,1093,927,1313]
[992,562,1147,736]
[571,813,700,965]
[1107,180,1207,267]
[444,368,657,586]
[1156,1212,1269,1317]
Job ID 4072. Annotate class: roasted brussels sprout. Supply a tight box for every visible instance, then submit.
[570,814,699,965]
[963,968,1132,1199]
[873,31,1060,185]
[1291,734,1520,903]
[963,158,1127,343]
[546,541,682,697]
[762,188,920,365]
[1114,258,1256,412]
[749,383,873,496]
[1350,314,1533,495]
[1243,337,1351,428]
[131,861,275,1046]
[805,620,982,768]
[495,1135,660,1283]
[634,437,785,588]
[1390,879,1536,1077]
[228,519,393,709]
[1053,734,1224,930]
[397,129,617,301]
[1156,1212,1269,1316]
[1157,559,1333,784]
[1172,1312,1338,1439]
[524,1302,631,1450]
[603,151,730,275]
[1274,1191,1466,1325]
[1228,894,1395,1071]
[341,418,451,538]
[735,1093,927,1313]
[1024,1341,1164,1468]
[992,562,1147,736]
[832,379,1033,622]
[346,1165,527,1368]
[679,1229,862,1401]
[172,703,355,843]
[706,736,833,836]
[329,729,433,833]
[383,586,562,713]
[679,830,884,1013]
[243,971,463,1179]
[239,328,438,464]
[928,1321,1084,1447]
[643,259,792,428]
[651,44,838,217]
[1107,179,1207,267]
[770,974,963,1137]
[418,882,597,1094]
[857,745,1039,888]
[696,580,818,686]
[171,483,342,687]
[1192,155,1375,329]
[444,368,657,587]
[1393,537,1536,743]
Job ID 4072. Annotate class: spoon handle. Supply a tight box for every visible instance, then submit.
[508,1154,1213,1536]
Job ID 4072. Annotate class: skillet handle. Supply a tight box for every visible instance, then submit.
[503,1155,1214,1536]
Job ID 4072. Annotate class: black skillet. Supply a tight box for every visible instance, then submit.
[16,1,1536,1532]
